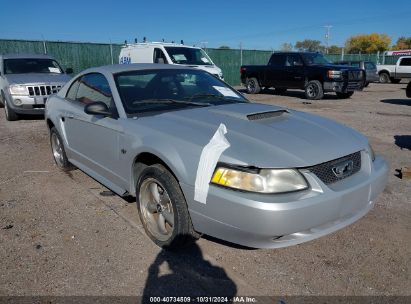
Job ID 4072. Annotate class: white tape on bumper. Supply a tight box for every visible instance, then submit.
[194,123,230,204]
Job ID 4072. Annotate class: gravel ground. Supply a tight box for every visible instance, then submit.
[0,82,410,298]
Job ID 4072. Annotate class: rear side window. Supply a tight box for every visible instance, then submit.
[399,58,411,66]
[66,78,81,100]
[76,73,113,107]
[269,55,286,67]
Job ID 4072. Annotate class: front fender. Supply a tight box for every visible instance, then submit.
[127,135,202,195]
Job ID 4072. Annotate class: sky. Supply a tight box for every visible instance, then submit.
[1,0,410,50]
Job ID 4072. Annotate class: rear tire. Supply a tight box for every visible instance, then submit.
[336,92,354,99]
[136,164,199,250]
[390,78,401,84]
[304,80,324,100]
[246,77,261,94]
[364,82,370,87]
[379,72,390,83]
[3,92,19,121]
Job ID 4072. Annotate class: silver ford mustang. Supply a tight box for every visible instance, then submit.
[45,64,388,249]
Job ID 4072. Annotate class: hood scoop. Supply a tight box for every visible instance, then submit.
[208,103,289,121]
[247,110,289,121]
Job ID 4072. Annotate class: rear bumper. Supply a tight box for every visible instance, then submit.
[183,152,388,249]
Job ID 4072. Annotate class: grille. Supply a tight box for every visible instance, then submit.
[27,85,61,96]
[247,110,288,120]
[305,152,361,184]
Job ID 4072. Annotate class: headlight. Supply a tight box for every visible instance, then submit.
[211,166,308,194]
[9,85,28,96]
[368,144,376,162]
[327,70,342,79]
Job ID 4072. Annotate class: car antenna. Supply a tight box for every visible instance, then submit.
[143,37,147,43]
[181,40,184,45]
[134,38,137,43]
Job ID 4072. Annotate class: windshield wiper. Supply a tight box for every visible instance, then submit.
[132,98,211,107]
[187,93,240,103]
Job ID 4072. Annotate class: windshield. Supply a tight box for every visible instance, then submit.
[164,47,213,66]
[301,53,331,65]
[4,58,63,74]
[115,69,247,115]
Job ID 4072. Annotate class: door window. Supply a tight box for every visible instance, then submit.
[285,54,303,67]
[153,48,168,64]
[269,55,286,67]
[399,58,411,66]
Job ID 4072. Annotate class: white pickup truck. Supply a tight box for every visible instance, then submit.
[377,56,411,83]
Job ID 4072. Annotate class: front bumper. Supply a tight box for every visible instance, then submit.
[183,151,388,248]
[323,81,364,93]
[7,95,48,114]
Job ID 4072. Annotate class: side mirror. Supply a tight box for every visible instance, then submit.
[84,102,111,117]
[66,68,74,74]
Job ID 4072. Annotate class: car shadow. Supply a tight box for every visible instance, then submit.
[394,135,411,150]
[380,99,411,106]
[142,242,237,301]
[14,114,45,121]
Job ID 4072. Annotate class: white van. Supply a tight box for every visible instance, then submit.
[119,42,224,80]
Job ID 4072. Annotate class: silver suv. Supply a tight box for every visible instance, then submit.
[0,54,72,121]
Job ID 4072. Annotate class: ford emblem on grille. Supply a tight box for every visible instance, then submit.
[332,160,354,178]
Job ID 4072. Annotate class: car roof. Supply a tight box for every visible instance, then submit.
[82,63,196,75]
[0,53,56,60]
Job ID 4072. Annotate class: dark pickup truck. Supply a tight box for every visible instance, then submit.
[240,52,365,100]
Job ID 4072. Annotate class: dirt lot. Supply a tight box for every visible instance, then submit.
[0,82,410,298]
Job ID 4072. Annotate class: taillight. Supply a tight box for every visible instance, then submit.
[240,67,246,74]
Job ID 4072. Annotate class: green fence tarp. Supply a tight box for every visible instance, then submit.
[0,39,403,86]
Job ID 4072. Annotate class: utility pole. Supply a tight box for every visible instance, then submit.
[324,25,332,54]
[240,42,243,66]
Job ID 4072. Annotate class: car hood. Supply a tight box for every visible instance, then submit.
[135,103,368,168]
[5,73,71,85]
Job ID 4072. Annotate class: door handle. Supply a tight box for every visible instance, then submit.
[67,114,74,119]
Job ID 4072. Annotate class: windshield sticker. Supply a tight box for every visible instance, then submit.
[213,86,240,98]
[48,67,61,73]
[172,54,187,61]
[200,57,209,63]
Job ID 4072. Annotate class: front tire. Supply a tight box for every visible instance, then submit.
[2,92,19,121]
[304,80,324,100]
[379,72,390,83]
[136,164,198,249]
[246,77,261,94]
[50,127,74,171]
[336,92,354,99]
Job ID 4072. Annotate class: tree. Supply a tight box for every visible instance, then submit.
[392,37,411,50]
[295,39,325,52]
[327,45,342,54]
[218,46,230,49]
[345,33,391,54]
[280,43,293,51]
